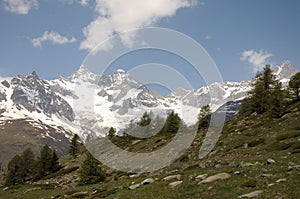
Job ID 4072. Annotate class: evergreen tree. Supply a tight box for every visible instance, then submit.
[79,152,105,185]
[108,127,116,138]
[21,148,35,180]
[50,151,61,173]
[239,65,278,116]
[69,134,80,158]
[162,111,181,134]
[289,72,300,101]
[36,145,54,178]
[198,104,212,130]
[5,155,25,186]
[138,111,151,127]
[268,82,287,118]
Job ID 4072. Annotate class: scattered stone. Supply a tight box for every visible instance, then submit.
[276,178,286,183]
[128,183,141,190]
[229,162,238,167]
[261,174,273,178]
[238,190,263,198]
[195,174,208,181]
[288,165,300,171]
[260,168,268,174]
[234,171,241,175]
[3,187,9,191]
[208,186,213,190]
[129,174,140,178]
[141,178,154,185]
[24,187,41,193]
[267,158,276,164]
[132,140,142,145]
[168,181,183,188]
[72,191,89,198]
[268,183,275,187]
[199,173,231,184]
[241,162,261,167]
[162,174,182,181]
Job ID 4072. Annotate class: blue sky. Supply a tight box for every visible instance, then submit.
[0,0,299,88]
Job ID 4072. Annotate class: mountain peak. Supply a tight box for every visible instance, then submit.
[273,60,298,80]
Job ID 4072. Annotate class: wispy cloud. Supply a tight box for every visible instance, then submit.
[80,0,197,52]
[61,0,89,6]
[3,0,38,15]
[240,49,273,72]
[32,31,77,47]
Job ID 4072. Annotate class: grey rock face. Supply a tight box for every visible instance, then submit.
[10,72,75,121]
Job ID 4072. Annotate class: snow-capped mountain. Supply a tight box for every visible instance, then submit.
[0,61,298,143]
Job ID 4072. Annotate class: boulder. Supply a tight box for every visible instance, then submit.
[168,181,183,188]
[141,178,155,185]
[195,174,208,181]
[238,190,263,198]
[162,174,182,181]
[267,158,276,164]
[199,173,231,184]
[128,183,141,190]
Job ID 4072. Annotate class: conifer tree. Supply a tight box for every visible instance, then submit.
[108,127,116,138]
[5,155,25,186]
[36,145,54,178]
[198,104,212,130]
[79,152,105,185]
[268,82,287,118]
[162,111,181,134]
[50,151,61,173]
[289,72,300,101]
[21,148,35,180]
[69,134,80,158]
[138,111,151,127]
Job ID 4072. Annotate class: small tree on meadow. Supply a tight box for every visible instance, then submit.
[69,134,80,158]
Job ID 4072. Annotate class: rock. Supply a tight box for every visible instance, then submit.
[260,168,268,174]
[268,183,275,187]
[162,174,182,181]
[195,174,208,181]
[132,140,142,145]
[72,191,89,197]
[238,190,263,198]
[168,181,183,188]
[199,173,231,184]
[276,178,286,183]
[261,174,273,177]
[129,174,140,178]
[267,158,276,164]
[234,171,241,175]
[141,178,154,185]
[3,187,9,191]
[128,183,141,190]
[229,162,238,167]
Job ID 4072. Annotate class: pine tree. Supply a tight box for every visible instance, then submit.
[162,111,181,134]
[108,127,116,138]
[50,151,61,173]
[21,148,35,180]
[69,134,80,158]
[268,82,287,118]
[289,72,300,101]
[138,111,151,127]
[5,155,25,186]
[239,65,278,116]
[198,104,212,130]
[36,145,54,178]
[79,152,105,185]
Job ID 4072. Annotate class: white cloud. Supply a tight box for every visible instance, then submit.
[32,31,77,47]
[80,0,197,52]
[240,49,273,72]
[3,0,38,15]
[61,0,89,6]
